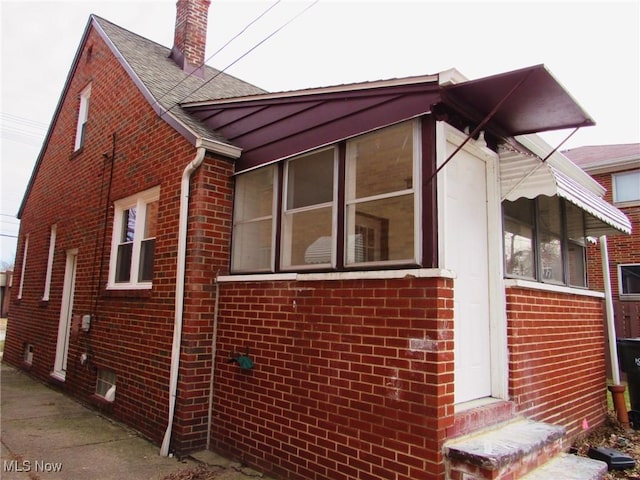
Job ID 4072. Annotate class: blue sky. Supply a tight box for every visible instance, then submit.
[1,0,639,265]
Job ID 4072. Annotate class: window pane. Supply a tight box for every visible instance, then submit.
[231,166,275,272]
[567,242,586,287]
[614,171,640,203]
[234,167,274,222]
[139,239,155,282]
[121,207,136,242]
[283,207,333,267]
[538,232,563,283]
[503,198,533,226]
[346,194,413,264]
[348,121,413,199]
[620,265,640,294]
[286,149,334,209]
[537,196,562,235]
[115,243,132,282]
[232,220,273,271]
[503,218,534,278]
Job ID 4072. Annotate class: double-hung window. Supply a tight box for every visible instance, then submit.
[230,119,420,273]
[74,84,91,151]
[612,170,640,205]
[346,122,417,265]
[282,148,336,269]
[108,187,159,289]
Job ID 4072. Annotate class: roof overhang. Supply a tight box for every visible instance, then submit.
[500,138,631,236]
[440,64,595,137]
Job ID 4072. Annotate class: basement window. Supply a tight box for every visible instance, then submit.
[96,369,116,402]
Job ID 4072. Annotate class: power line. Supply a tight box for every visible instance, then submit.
[153,0,283,106]
[162,0,320,117]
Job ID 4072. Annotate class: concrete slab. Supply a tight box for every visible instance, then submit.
[521,453,608,480]
[0,363,271,480]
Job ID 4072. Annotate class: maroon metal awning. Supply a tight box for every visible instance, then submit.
[440,64,595,137]
[183,65,595,173]
[183,79,441,173]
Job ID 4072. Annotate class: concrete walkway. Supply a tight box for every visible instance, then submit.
[0,362,271,479]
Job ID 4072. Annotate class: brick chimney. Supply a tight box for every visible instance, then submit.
[170,0,210,78]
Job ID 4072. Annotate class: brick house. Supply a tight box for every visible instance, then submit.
[4,2,631,479]
[563,144,640,339]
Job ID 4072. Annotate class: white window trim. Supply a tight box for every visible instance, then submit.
[107,186,160,290]
[74,84,91,151]
[618,263,640,300]
[344,119,421,267]
[280,147,338,271]
[42,224,57,301]
[17,234,29,300]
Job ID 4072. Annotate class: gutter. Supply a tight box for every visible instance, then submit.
[160,145,207,457]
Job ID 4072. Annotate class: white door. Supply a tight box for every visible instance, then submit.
[443,143,492,404]
[53,249,77,381]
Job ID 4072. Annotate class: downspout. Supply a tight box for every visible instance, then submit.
[601,235,630,429]
[206,273,220,450]
[161,144,207,457]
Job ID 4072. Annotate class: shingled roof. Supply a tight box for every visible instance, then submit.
[92,15,266,147]
[563,143,640,172]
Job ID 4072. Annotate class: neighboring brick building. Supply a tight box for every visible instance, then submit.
[4,2,631,479]
[563,144,640,341]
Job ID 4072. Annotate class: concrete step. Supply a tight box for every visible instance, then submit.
[444,418,566,479]
[521,453,608,480]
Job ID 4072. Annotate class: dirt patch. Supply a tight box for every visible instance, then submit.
[572,413,640,479]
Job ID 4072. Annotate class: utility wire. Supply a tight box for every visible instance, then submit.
[162,0,320,117]
[153,0,283,106]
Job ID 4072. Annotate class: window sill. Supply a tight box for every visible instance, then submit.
[620,294,640,301]
[102,288,152,299]
[219,268,456,283]
[504,278,604,298]
[89,394,115,413]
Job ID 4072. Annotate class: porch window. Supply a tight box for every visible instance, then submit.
[619,264,640,298]
[282,148,336,269]
[613,170,640,204]
[502,196,587,287]
[231,165,276,272]
[108,186,159,289]
[230,119,420,273]
[345,121,415,265]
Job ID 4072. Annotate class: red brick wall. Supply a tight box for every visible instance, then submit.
[506,287,607,440]
[3,24,224,453]
[583,169,640,296]
[209,277,455,480]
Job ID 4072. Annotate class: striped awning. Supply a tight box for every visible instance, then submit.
[499,144,631,236]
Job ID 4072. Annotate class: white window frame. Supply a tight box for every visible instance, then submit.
[96,369,117,401]
[612,170,640,206]
[344,119,421,267]
[280,147,338,271]
[107,186,160,290]
[618,263,640,300]
[42,224,57,301]
[17,234,29,300]
[74,84,91,151]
